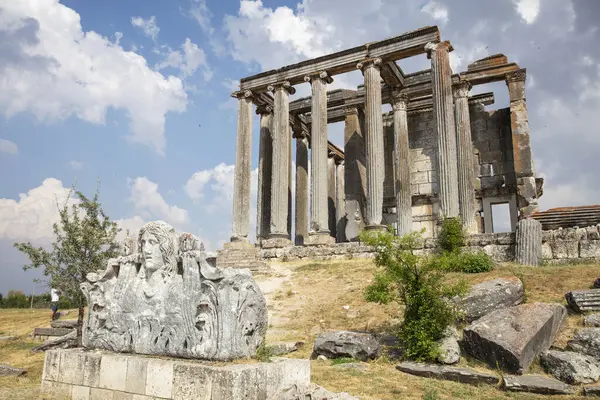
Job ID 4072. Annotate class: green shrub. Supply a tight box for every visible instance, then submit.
[423,389,439,400]
[437,217,465,253]
[433,251,494,274]
[254,342,273,362]
[361,228,466,362]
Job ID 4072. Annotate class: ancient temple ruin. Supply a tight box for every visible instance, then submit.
[221,25,543,265]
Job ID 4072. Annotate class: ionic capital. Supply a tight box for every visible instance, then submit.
[303,71,334,84]
[391,90,408,111]
[506,68,527,84]
[255,104,273,115]
[267,81,296,95]
[425,40,454,59]
[356,57,382,71]
[231,90,254,100]
[453,80,472,99]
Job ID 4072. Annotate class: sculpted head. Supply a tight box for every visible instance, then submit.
[138,221,177,279]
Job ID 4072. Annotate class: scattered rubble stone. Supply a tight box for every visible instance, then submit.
[502,375,576,395]
[396,361,499,386]
[437,326,460,365]
[566,290,600,313]
[301,383,360,400]
[462,302,567,374]
[312,331,379,361]
[31,330,77,353]
[0,364,27,377]
[586,315,600,327]
[317,355,328,361]
[50,320,78,329]
[541,350,600,384]
[567,328,600,358]
[584,386,600,397]
[453,277,524,322]
[269,341,304,356]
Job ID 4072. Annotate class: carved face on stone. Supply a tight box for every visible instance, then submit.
[138,221,177,280]
[140,231,163,274]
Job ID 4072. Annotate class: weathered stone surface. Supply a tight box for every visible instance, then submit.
[437,326,460,365]
[462,303,567,374]
[33,327,74,337]
[566,290,600,313]
[51,320,78,329]
[502,374,576,395]
[454,277,524,322]
[312,331,379,361]
[541,350,600,384]
[584,385,600,396]
[270,341,304,356]
[585,314,600,327]
[81,221,268,361]
[0,336,16,341]
[567,328,600,358]
[32,330,77,352]
[396,362,499,385]
[0,364,26,377]
[515,218,542,266]
[302,383,360,400]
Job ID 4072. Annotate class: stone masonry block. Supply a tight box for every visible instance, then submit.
[113,392,134,400]
[90,387,115,400]
[72,385,91,400]
[43,349,61,382]
[266,357,311,397]
[541,242,553,260]
[132,395,155,400]
[580,240,600,259]
[412,171,428,184]
[428,170,438,183]
[586,226,600,240]
[480,164,493,177]
[83,352,102,387]
[551,239,579,259]
[413,159,432,172]
[41,380,72,399]
[99,353,128,392]
[419,183,433,195]
[126,355,148,395]
[145,359,174,398]
[59,349,85,385]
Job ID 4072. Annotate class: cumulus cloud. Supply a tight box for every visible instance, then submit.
[131,16,160,40]
[0,138,18,154]
[421,1,449,26]
[512,0,541,24]
[129,177,189,228]
[69,160,83,169]
[0,0,188,155]
[156,38,212,80]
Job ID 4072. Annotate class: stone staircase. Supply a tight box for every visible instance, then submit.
[216,241,269,273]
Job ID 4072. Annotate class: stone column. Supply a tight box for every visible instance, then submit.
[506,69,539,217]
[336,161,347,243]
[266,82,295,247]
[288,122,293,241]
[425,41,460,219]
[294,128,309,246]
[305,71,335,245]
[256,106,273,243]
[392,91,412,236]
[453,81,478,234]
[230,90,253,243]
[327,154,337,239]
[344,106,367,241]
[357,58,385,231]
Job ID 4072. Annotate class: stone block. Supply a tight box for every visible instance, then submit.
[483,244,514,262]
[503,374,576,395]
[90,387,115,400]
[99,353,128,392]
[413,159,432,172]
[126,356,148,394]
[551,239,580,259]
[418,183,433,195]
[541,242,553,259]
[453,277,524,322]
[412,171,428,184]
[145,359,174,398]
[41,380,72,398]
[59,348,85,385]
[72,385,91,400]
[83,352,102,387]
[43,349,61,382]
[396,362,499,385]
[480,163,493,177]
[587,226,600,240]
[427,170,438,183]
[580,240,600,259]
[113,392,134,400]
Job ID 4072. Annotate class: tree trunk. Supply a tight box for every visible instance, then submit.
[77,304,84,347]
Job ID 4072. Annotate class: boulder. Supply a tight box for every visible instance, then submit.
[396,362,499,385]
[567,328,600,358]
[437,326,460,365]
[269,341,304,356]
[453,277,524,322]
[0,364,26,377]
[566,290,600,313]
[541,350,600,384]
[585,314,600,327]
[503,375,576,395]
[462,302,567,374]
[312,331,379,362]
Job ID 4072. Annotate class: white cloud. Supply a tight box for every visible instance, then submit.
[69,160,83,169]
[0,0,188,155]
[512,0,541,24]
[131,16,160,40]
[421,1,449,26]
[190,0,213,34]
[129,177,189,228]
[114,215,146,241]
[156,38,212,80]
[0,139,18,155]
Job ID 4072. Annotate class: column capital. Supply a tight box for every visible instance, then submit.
[506,68,527,84]
[391,90,408,111]
[453,80,472,99]
[231,90,254,99]
[267,81,296,95]
[255,104,273,115]
[425,40,453,58]
[292,125,307,139]
[356,57,382,71]
[303,71,333,84]
[343,105,360,116]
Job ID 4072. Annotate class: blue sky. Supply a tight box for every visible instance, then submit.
[1,0,599,295]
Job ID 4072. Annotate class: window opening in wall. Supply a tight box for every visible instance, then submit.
[491,203,511,233]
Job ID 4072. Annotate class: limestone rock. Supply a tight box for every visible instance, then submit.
[0,364,26,377]
[453,277,524,322]
[270,341,304,356]
[541,350,600,384]
[567,328,600,359]
[312,331,379,361]
[287,383,359,400]
[585,314,600,327]
[565,289,600,313]
[50,320,78,329]
[515,218,542,266]
[584,385,600,396]
[437,326,460,365]
[396,362,499,385]
[502,375,576,395]
[31,330,77,352]
[462,302,567,374]
[80,221,268,361]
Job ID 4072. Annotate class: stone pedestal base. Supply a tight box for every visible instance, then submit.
[306,232,336,246]
[41,349,310,400]
[216,241,268,272]
[365,224,387,233]
[261,236,293,249]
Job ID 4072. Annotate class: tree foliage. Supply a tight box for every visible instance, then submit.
[13,182,120,343]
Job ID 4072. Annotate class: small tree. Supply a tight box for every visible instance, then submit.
[14,182,120,345]
[0,292,3,308]
[361,227,466,361]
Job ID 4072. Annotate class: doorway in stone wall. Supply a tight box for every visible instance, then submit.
[491,203,512,233]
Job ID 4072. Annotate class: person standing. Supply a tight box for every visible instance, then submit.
[50,288,61,321]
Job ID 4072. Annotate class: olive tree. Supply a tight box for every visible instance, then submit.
[14,182,120,345]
